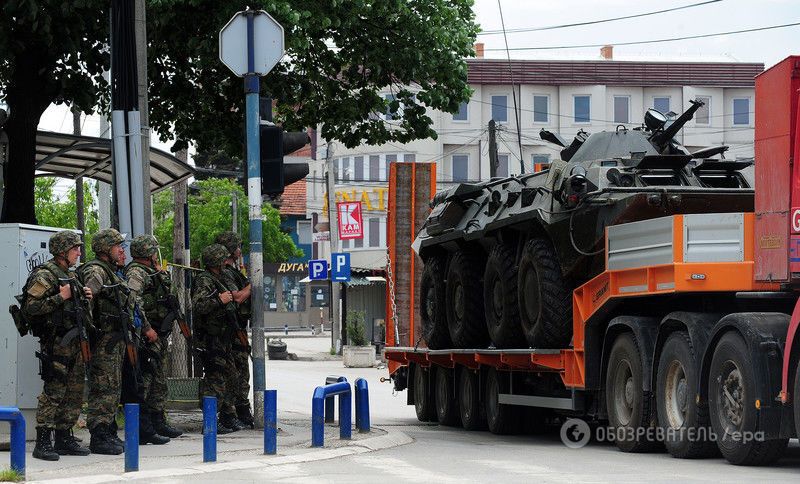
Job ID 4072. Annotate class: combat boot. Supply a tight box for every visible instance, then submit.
[54,429,90,456]
[236,404,255,429]
[139,412,170,445]
[108,420,125,450]
[153,411,183,438]
[219,414,241,433]
[89,424,123,455]
[33,427,59,461]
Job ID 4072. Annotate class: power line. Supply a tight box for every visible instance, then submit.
[478,0,722,36]
[485,21,800,51]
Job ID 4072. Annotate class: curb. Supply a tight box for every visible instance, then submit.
[26,428,413,483]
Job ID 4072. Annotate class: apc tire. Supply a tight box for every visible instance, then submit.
[656,331,718,458]
[708,332,788,466]
[413,364,436,422]
[484,368,519,435]
[517,238,572,348]
[446,250,489,348]
[605,332,659,453]
[483,243,526,348]
[458,367,485,431]
[420,256,451,349]
[435,367,460,426]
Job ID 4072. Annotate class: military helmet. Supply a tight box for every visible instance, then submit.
[202,244,229,268]
[130,235,159,258]
[49,231,82,256]
[214,231,242,257]
[91,228,125,255]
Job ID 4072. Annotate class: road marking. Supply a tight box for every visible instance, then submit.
[349,455,462,484]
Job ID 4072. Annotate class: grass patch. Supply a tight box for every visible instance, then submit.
[0,468,23,482]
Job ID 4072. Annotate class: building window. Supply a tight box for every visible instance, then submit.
[452,154,469,182]
[281,275,306,312]
[695,96,711,125]
[496,154,509,178]
[265,275,277,311]
[491,95,508,122]
[613,96,630,124]
[369,155,381,181]
[354,156,364,181]
[369,217,380,247]
[453,101,468,122]
[532,154,551,172]
[404,153,416,162]
[733,98,750,125]
[654,96,670,114]
[384,94,399,120]
[574,95,590,123]
[296,220,311,245]
[354,235,364,249]
[533,95,549,123]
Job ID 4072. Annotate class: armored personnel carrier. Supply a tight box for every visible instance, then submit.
[415,99,755,350]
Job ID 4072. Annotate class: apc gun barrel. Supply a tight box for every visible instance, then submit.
[651,98,704,150]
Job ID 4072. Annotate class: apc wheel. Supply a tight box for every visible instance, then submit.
[517,238,572,348]
[708,332,788,465]
[420,256,451,349]
[413,364,436,422]
[656,332,717,458]
[446,250,489,348]
[483,243,526,348]
[605,333,659,453]
[484,367,519,435]
[435,367,460,426]
[458,367,485,430]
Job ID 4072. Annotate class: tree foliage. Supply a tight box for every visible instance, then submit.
[152,177,301,263]
[34,177,100,259]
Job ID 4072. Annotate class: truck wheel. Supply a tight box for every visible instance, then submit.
[484,367,519,435]
[656,331,718,458]
[435,367,460,426]
[517,238,572,348]
[446,250,489,348]
[708,332,788,465]
[605,333,658,453]
[413,364,436,422]
[458,367,485,430]
[420,256,451,349]
[483,243,526,348]
[795,358,800,444]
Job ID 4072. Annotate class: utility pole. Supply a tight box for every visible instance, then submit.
[170,150,190,378]
[325,143,341,353]
[73,108,86,262]
[488,119,498,178]
[231,191,238,233]
[134,0,152,233]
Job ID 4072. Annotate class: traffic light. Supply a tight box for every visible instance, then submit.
[259,125,310,196]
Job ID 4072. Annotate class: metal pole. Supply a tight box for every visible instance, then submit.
[264,389,277,455]
[244,10,266,429]
[134,0,152,233]
[325,144,340,352]
[124,404,139,472]
[73,108,86,262]
[202,396,217,462]
[232,190,238,233]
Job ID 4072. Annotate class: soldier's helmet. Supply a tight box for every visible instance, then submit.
[214,231,241,257]
[49,231,82,256]
[91,228,125,255]
[202,244,229,268]
[131,235,160,258]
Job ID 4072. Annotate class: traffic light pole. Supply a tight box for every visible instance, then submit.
[244,11,266,428]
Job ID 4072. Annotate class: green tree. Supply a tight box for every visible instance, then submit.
[153,178,301,263]
[34,177,100,259]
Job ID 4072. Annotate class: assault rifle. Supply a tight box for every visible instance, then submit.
[214,290,251,353]
[104,282,138,367]
[59,277,92,364]
[162,293,192,341]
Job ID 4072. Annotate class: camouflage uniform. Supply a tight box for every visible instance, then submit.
[215,231,253,427]
[193,244,240,430]
[25,231,91,460]
[78,228,134,454]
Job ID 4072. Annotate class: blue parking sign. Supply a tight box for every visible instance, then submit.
[309,259,328,280]
[331,253,351,282]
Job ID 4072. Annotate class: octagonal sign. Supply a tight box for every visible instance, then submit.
[219,10,284,77]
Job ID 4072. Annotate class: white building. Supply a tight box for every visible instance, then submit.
[309,48,764,272]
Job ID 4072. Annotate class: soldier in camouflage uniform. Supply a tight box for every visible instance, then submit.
[78,228,158,454]
[25,231,92,461]
[192,244,243,433]
[126,235,180,442]
[214,231,254,428]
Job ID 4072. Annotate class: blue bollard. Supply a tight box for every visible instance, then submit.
[124,404,139,472]
[311,381,351,447]
[202,396,217,462]
[264,390,277,455]
[324,376,347,423]
[339,390,352,440]
[0,406,26,478]
[354,378,370,432]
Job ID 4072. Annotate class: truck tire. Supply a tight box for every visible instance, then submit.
[446,250,489,348]
[420,256,451,349]
[656,331,717,458]
[483,243,526,348]
[413,364,436,422]
[517,238,572,348]
[795,358,800,445]
[484,367,519,435]
[435,367,460,426]
[708,332,788,465]
[458,367,485,430]
[605,332,659,453]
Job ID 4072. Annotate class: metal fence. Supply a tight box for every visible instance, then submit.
[166,264,200,403]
